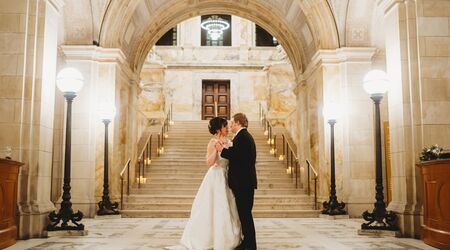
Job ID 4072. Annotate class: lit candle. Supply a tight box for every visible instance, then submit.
[136,176,147,183]
[286,166,292,174]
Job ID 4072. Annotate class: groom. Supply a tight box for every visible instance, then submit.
[217,113,257,250]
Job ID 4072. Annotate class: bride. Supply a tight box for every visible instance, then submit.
[179,117,242,250]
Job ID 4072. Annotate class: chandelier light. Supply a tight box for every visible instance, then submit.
[201,15,230,40]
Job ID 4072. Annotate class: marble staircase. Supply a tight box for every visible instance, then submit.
[121,121,320,218]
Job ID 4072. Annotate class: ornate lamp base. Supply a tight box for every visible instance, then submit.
[47,209,84,231]
[322,200,347,215]
[361,209,398,230]
[97,200,120,216]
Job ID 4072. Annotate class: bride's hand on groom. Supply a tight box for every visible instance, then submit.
[215,141,223,152]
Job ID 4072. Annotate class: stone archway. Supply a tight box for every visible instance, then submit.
[97,0,340,78]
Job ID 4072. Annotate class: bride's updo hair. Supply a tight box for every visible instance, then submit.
[208,117,228,135]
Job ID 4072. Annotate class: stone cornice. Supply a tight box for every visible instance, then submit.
[61,46,126,64]
[164,64,265,71]
[60,45,139,83]
[377,0,407,14]
[300,47,377,82]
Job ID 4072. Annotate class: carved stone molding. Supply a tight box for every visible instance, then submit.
[301,47,377,81]
[377,0,407,14]
[60,45,139,83]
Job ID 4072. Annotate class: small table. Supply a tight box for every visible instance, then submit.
[0,158,23,249]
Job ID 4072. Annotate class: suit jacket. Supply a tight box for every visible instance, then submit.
[221,128,257,191]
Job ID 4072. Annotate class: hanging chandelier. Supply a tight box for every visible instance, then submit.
[200,15,230,40]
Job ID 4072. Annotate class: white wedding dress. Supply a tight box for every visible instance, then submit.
[178,139,242,250]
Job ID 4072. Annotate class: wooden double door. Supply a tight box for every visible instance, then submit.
[202,80,230,120]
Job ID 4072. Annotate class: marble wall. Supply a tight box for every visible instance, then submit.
[140,16,296,121]
[0,0,448,241]
[380,0,450,237]
[0,0,64,238]
[417,0,450,152]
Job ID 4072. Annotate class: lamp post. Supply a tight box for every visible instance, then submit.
[97,104,120,215]
[47,67,85,231]
[361,70,397,230]
[322,103,346,215]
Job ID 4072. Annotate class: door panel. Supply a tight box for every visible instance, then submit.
[202,80,230,120]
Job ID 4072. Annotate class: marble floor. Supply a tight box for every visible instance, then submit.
[8,218,435,250]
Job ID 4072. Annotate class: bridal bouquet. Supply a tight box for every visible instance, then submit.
[419,144,443,161]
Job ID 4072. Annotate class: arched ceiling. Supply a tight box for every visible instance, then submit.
[64,0,341,78]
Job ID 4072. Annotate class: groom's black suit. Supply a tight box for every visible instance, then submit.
[221,128,257,250]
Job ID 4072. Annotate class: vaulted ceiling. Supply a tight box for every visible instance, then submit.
[62,0,380,77]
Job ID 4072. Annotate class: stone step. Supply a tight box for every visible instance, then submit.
[164,134,269,138]
[159,151,278,155]
[154,155,280,160]
[141,166,288,172]
[147,158,284,163]
[159,143,272,148]
[159,148,274,153]
[129,188,304,195]
[122,202,315,210]
[144,161,286,167]
[125,122,313,218]
[131,182,297,190]
[141,168,290,174]
[134,173,293,179]
[120,209,320,218]
[165,136,267,139]
[145,166,286,175]
[140,177,294,184]
[145,156,283,161]
[124,194,313,203]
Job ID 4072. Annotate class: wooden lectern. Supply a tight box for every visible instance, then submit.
[417,158,450,249]
[0,158,23,249]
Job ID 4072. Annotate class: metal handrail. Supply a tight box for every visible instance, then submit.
[306,159,318,210]
[119,104,172,209]
[119,158,131,209]
[260,106,300,189]
[278,134,300,188]
[260,102,318,210]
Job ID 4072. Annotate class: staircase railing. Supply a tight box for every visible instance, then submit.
[119,105,172,209]
[120,159,131,209]
[306,159,318,210]
[259,103,318,209]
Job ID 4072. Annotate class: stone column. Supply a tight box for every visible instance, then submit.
[0,0,64,238]
[379,0,450,237]
[300,48,378,216]
[54,46,139,218]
